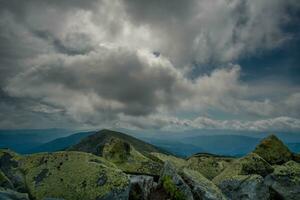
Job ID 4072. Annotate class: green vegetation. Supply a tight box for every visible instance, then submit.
[102,138,162,175]
[213,153,273,185]
[186,154,234,180]
[253,134,293,164]
[20,151,129,200]
[0,169,13,188]
[68,129,167,157]
[162,176,186,200]
[150,152,186,169]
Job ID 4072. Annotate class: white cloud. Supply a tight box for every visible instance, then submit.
[116,114,300,132]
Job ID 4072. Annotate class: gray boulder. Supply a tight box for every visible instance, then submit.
[264,160,300,200]
[159,161,194,200]
[217,175,269,200]
[180,168,227,200]
[129,175,155,200]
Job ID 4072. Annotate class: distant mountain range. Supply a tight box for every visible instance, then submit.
[0,129,299,157]
[0,129,72,153]
[28,131,96,154]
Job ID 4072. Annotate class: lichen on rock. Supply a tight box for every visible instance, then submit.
[159,161,194,200]
[102,138,162,176]
[253,134,293,165]
[180,168,227,200]
[264,160,300,200]
[186,153,234,180]
[20,151,130,200]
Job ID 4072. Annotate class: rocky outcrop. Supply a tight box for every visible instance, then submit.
[159,161,194,200]
[6,150,130,200]
[129,175,155,200]
[180,168,227,200]
[213,153,272,200]
[102,138,162,176]
[213,153,273,184]
[217,174,269,200]
[186,153,234,180]
[0,150,27,192]
[264,160,300,200]
[150,152,186,170]
[253,135,293,165]
[0,187,29,200]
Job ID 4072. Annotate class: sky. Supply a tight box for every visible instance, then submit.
[0,0,300,133]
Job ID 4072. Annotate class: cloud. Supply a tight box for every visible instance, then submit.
[124,0,299,65]
[0,0,299,130]
[117,114,300,132]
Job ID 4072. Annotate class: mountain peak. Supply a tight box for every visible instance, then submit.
[253,134,293,164]
[68,129,166,156]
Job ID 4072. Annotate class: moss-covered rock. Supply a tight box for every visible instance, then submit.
[186,153,234,180]
[0,149,26,192]
[253,134,293,165]
[213,153,273,185]
[217,174,269,200]
[102,138,162,176]
[180,168,227,200]
[150,152,186,170]
[0,169,13,189]
[212,153,273,200]
[264,160,300,200]
[159,161,194,200]
[19,151,130,200]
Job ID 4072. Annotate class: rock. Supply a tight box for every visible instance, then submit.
[264,160,300,200]
[253,134,293,165]
[186,153,234,180]
[19,151,130,200]
[0,187,30,200]
[129,175,155,200]
[0,149,26,192]
[217,175,269,200]
[179,168,227,200]
[293,153,300,163]
[237,153,274,177]
[213,153,273,185]
[159,161,194,200]
[212,153,272,200]
[150,152,186,170]
[0,169,13,189]
[102,138,162,176]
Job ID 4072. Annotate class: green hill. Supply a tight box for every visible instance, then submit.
[68,129,168,156]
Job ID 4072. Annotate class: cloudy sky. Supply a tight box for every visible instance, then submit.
[0,0,300,133]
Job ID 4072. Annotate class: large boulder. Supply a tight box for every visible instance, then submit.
[102,138,162,176]
[253,135,293,165]
[186,153,234,180]
[179,168,227,200]
[0,149,26,192]
[129,175,155,200]
[19,151,130,200]
[217,175,269,200]
[213,153,272,200]
[264,160,300,200]
[159,161,194,200]
[213,153,273,184]
[150,152,186,170]
[0,187,29,200]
